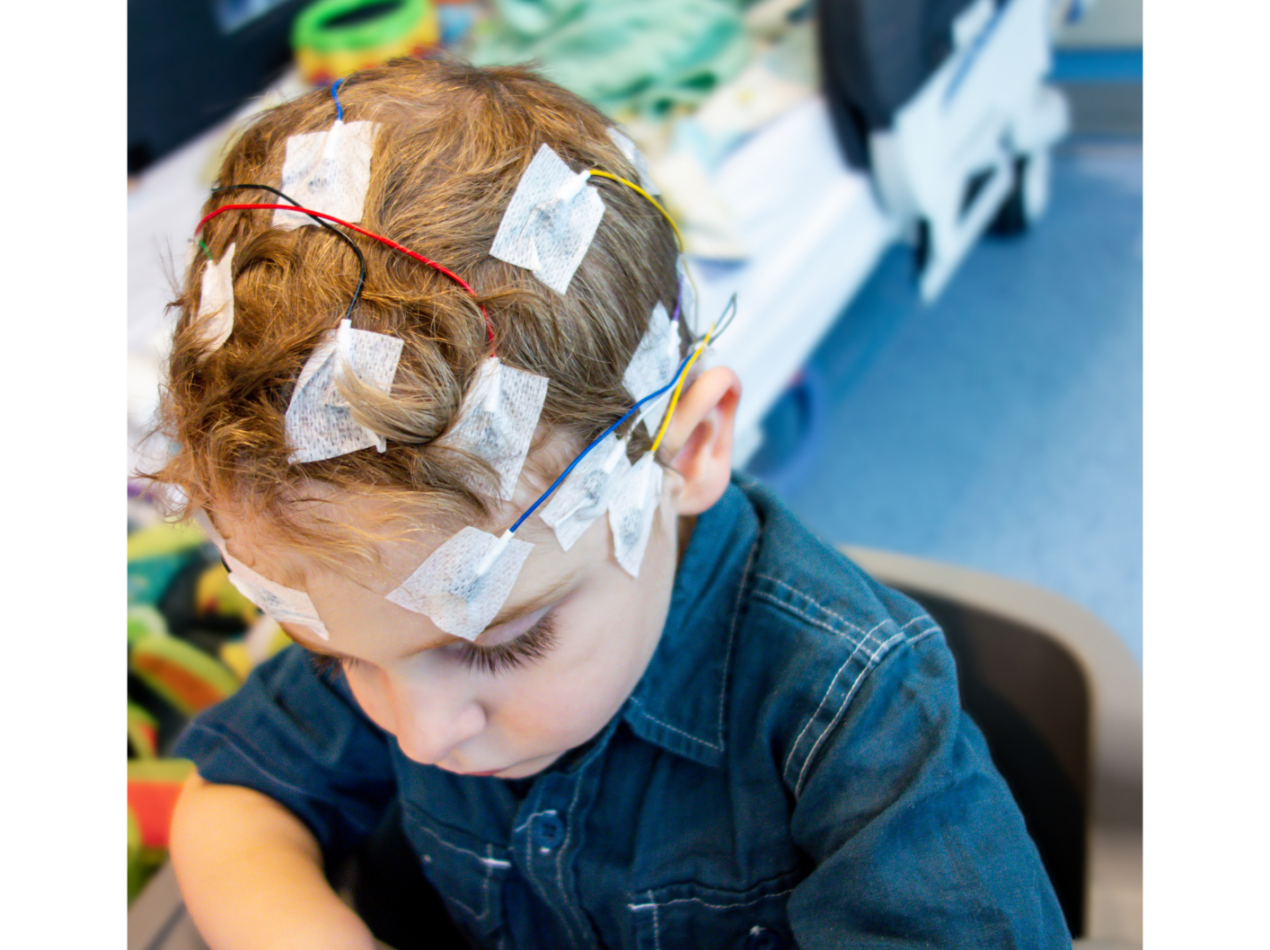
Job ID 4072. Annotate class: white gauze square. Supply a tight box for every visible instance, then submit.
[194,242,236,354]
[222,550,330,640]
[285,321,404,464]
[194,512,330,639]
[607,127,660,195]
[489,144,606,295]
[273,120,379,230]
[539,432,633,552]
[676,255,697,330]
[623,301,682,435]
[623,302,679,401]
[438,357,549,501]
[608,454,664,578]
[386,527,534,641]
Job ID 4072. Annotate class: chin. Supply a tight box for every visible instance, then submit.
[495,752,562,780]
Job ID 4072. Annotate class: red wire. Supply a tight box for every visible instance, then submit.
[195,202,495,347]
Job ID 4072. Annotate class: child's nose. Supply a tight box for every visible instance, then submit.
[384,672,487,766]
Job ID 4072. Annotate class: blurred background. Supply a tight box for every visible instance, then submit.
[127,0,1142,916]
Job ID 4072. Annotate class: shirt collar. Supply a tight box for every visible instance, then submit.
[622,479,760,768]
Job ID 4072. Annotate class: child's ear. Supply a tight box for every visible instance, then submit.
[658,365,742,516]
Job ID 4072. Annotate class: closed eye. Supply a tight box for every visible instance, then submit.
[453,612,560,676]
[306,613,560,680]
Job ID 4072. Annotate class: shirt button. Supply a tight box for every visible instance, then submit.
[743,926,785,950]
[534,812,564,851]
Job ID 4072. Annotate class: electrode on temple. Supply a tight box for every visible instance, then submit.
[195,511,331,639]
[623,302,681,436]
[193,242,236,355]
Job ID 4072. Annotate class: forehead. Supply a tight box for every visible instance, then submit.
[212,469,573,596]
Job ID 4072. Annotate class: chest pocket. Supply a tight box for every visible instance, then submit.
[628,873,800,950]
[400,801,510,944]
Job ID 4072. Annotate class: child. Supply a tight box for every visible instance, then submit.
[158,58,1069,950]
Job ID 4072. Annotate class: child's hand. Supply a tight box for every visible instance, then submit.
[170,773,380,950]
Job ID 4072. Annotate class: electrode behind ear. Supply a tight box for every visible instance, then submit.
[609,454,664,578]
[285,321,404,464]
[273,120,380,231]
[489,144,605,295]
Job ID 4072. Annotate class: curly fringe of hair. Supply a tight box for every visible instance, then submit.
[148,57,684,564]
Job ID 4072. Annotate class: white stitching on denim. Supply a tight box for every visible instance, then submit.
[514,809,556,834]
[625,536,760,757]
[720,538,761,749]
[752,592,859,642]
[908,625,940,645]
[754,575,867,637]
[794,628,910,797]
[780,620,889,784]
[650,892,663,950]
[444,893,479,916]
[555,778,589,943]
[628,885,796,912]
[414,823,511,869]
[627,696,720,750]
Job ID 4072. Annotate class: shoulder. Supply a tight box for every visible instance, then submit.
[728,478,953,793]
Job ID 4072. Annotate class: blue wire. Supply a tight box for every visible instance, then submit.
[510,349,696,534]
[331,78,345,122]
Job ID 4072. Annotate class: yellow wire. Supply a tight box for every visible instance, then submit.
[588,168,703,330]
[588,169,685,251]
[649,318,717,456]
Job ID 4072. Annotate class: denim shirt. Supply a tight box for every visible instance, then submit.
[176,476,1070,949]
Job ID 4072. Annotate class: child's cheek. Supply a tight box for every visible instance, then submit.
[344,665,397,736]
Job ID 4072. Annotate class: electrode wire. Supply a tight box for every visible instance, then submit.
[331,78,345,121]
[194,201,495,346]
[509,348,696,534]
[510,293,738,534]
[210,184,367,325]
[587,169,684,250]
[648,297,731,455]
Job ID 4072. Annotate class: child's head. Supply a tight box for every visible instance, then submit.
[155,58,741,778]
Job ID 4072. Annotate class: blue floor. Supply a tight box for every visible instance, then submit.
[746,137,1143,662]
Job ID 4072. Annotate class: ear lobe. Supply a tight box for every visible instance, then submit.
[659,366,742,516]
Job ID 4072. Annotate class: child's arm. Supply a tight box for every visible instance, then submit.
[170,772,378,950]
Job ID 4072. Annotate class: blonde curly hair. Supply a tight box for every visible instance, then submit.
[151,58,684,564]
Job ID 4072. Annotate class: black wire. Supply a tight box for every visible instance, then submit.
[209,183,368,324]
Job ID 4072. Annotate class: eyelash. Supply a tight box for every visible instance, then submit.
[306,613,560,680]
[457,613,560,676]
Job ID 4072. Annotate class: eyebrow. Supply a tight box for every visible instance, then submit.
[284,573,575,662]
